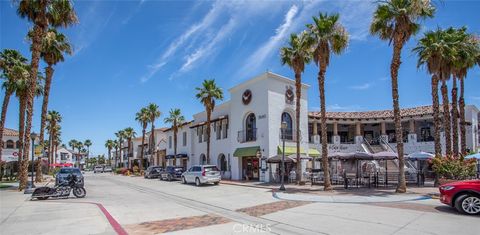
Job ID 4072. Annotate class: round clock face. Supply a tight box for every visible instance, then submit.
[242,89,252,105]
[285,88,294,103]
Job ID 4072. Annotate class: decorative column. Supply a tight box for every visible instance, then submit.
[380,122,388,142]
[408,119,417,143]
[354,122,363,144]
[333,122,340,144]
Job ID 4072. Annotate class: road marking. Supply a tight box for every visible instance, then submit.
[33,200,127,235]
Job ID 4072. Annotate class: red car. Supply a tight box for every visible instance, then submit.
[439,180,480,215]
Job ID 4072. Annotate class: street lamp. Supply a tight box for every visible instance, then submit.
[279,121,287,191]
[24,132,37,194]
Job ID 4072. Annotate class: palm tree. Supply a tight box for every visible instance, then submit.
[115,130,126,168]
[451,29,480,155]
[15,67,43,189]
[0,49,28,158]
[413,28,452,157]
[136,107,150,170]
[75,141,83,168]
[36,28,72,145]
[46,110,61,172]
[123,127,136,168]
[84,139,92,168]
[195,79,223,163]
[147,103,161,163]
[370,0,435,193]
[164,108,185,165]
[280,31,313,185]
[16,0,77,191]
[105,140,114,167]
[307,13,349,189]
[112,139,119,167]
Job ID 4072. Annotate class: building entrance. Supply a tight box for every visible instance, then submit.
[242,157,259,180]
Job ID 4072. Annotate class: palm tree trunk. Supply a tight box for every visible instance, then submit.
[431,75,442,156]
[140,127,146,168]
[17,97,26,190]
[114,147,118,168]
[48,131,53,171]
[174,128,178,166]
[451,76,459,157]
[0,90,12,158]
[391,38,406,193]
[39,66,53,145]
[206,109,211,164]
[318,68,332,190]
[441,79,452,156]
[459,77,467,155]
[294,72,302,184]
[150,122,155,165]
[108,148,111,166]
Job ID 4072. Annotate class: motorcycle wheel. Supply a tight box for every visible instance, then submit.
[73,187,86,198]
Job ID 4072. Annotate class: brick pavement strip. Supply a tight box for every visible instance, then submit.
[124,214,231,235]
[235,200,312,217]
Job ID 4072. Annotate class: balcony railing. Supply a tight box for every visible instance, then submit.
[237,128,257,143]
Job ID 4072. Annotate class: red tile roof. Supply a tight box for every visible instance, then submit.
[3,128,19,136]
[309,105,442,120]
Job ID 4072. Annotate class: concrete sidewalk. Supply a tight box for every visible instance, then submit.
[273,191,431,203]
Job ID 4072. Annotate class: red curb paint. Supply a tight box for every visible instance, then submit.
[38,200,127,235]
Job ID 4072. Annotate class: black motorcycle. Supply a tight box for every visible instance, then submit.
[32,174,86,200]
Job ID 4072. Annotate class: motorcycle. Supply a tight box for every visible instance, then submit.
[32,174,86,200]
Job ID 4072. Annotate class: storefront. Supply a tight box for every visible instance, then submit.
[233,146,261,181]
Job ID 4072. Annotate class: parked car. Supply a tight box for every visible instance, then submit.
[144,166,163,179]
[439,180,480,215]
[56,167,84,187]
[93,165,104,173]
[103,166,113,173]
[182,165,221,186]
[160,166,184,181]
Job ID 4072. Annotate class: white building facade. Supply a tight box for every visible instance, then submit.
[160,72,479,182]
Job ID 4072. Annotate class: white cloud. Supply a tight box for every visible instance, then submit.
[239,5,299,74]
[349,83,372,90]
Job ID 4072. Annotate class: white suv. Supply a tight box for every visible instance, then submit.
[182,165,221,186]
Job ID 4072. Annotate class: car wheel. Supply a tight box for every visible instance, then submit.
[182,177,187,184]
[455,194,480,215]
[167,175,172,181]
[195,178,201,187]
[214,182,219,185]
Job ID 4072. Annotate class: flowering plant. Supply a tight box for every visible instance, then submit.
[431,155,476,180]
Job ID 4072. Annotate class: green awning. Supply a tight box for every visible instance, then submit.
[277,146,320,157]
[233,146,260,157]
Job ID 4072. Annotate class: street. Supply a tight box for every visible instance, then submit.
[1,173,479,235]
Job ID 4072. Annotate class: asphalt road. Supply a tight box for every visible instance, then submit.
[1,172,479,235]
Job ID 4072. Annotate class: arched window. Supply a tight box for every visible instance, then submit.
[218,154,227,172]
[245,113,256,141]
[281,112,293,140]
[6,140,15,149]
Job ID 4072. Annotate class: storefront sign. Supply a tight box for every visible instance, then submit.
[328,145,348,151]
[258,114,266,119]
[1,152,19,162]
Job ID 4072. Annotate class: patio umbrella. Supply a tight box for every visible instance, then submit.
[465,153,480,160]
[373,151,398,160]
[407,152,434,160]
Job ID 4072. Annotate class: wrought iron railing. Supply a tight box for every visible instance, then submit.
[237,128,257,143]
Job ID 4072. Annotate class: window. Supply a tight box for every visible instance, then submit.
[281,112,293,140]
[218,154,227,172]
[216,122,222,140]
[245,113,256,141]
[420,127,433,142]
[6,140,14,149]
[168,136,172,149]
[182,132,187,146]
[223,120,228,139]
[198,126,203,143]
[200,154,206,165]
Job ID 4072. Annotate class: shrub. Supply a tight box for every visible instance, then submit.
[431,155,477,180]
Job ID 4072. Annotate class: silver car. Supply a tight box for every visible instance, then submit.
[182,165,221,186]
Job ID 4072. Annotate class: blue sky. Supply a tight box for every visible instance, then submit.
[1,0,479,156]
